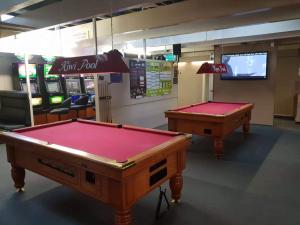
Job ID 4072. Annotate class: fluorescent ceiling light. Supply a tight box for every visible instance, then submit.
[122,30,143,35]
[232,8,271,17]
[1,14,14,22]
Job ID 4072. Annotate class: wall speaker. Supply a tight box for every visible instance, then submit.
[173,44,181,56]
[210,52,214,61]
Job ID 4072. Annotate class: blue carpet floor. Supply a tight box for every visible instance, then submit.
[1,123,300,225]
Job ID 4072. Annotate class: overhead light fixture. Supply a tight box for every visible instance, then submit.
[0,14,14,22]
[122,30,143,35]
[232,8,271,17]
[197,62,227,74]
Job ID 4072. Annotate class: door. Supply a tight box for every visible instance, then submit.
[178,61,204,106]
[274,50,299,117]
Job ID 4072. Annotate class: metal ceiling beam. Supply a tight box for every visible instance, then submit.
[0,22,33,31]
[0,0,45,15]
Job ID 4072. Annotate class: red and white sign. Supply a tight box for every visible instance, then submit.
[49,50,129,75]
[197,62,227,74]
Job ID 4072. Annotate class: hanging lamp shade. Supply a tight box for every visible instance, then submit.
[197,62,227,74]
[48,49,129,75]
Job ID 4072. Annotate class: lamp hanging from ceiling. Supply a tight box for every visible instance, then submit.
[48,50,130,75]
[196,62,227,74]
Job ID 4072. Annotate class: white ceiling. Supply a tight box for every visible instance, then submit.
[2,0,300,30]
[1,0,300,45]
[2,0,164,28]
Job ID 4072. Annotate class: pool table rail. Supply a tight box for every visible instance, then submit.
[0,129,190,171]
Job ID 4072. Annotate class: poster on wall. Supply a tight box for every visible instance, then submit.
[146,61,161,97]
[159,62,173,95]
[129,59,173,99]
[173,64,178,84]
[129,60,146,99]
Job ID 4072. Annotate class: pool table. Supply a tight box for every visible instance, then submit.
[0,119,191,225]
[165,101,254,159]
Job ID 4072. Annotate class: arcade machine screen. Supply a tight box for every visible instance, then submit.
[21,82,38,94]
[84,79,95,103]
[46,82,60,93]
[44,64,59,79]
[18,64,37,79]
[84,79,95,92]
[44,64,61,93]
[66,79,81,94]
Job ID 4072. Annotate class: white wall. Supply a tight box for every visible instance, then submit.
[109,70,178,128]
[0,53,14,90]
[214,43,277,125]
[0,75,13,90]
[177,61,204,106]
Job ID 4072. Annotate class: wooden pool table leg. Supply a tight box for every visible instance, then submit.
[169,173,183,203]
[115,208,132,225]
[243,121,250,136]
[11,165,25,192]
[214,137,223,160]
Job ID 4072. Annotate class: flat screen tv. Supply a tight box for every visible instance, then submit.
[221,52,268,80]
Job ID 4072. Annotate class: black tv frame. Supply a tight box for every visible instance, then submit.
[220,51,269,80]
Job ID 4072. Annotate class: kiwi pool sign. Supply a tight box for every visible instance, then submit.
[48,50,129,75]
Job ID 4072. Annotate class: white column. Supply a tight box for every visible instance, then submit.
[208,74,214,101]
[24,54,34,126]
[143,39,147,59]
[92,18,101,121]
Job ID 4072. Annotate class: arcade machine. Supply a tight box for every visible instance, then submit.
[41,64,65,107]
[63,74,88,119]
[12,63,45,125]
[82,74,96,118]
[83,75,95,103]
[36,64,67,123]
[64,74,84,102]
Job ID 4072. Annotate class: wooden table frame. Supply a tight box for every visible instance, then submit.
[165,102,254,159]
[0,119,191,225]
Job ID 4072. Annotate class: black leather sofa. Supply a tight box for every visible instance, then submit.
[0,90,31,131]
